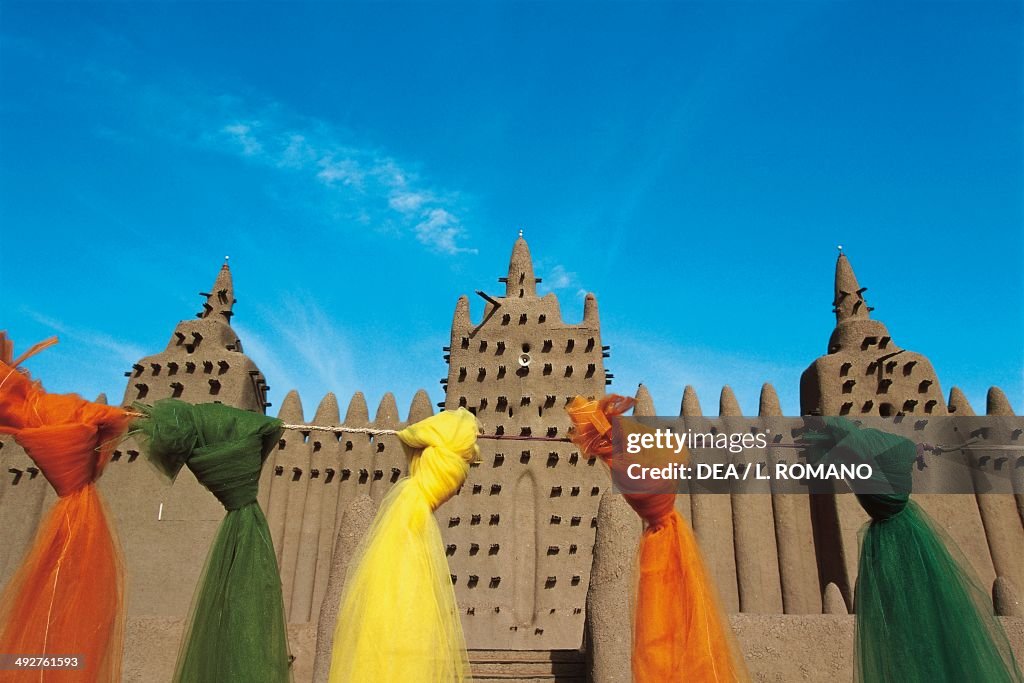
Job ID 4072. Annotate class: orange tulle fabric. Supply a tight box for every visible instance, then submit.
[568,395,749,683]
[0,340,129,682]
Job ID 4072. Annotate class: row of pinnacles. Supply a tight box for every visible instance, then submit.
[0,237,1020,683]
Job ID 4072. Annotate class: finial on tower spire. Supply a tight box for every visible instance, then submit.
[198,260,236,323]
[504,232,537,298]
[518,228,523,238]
[833,251,872,324]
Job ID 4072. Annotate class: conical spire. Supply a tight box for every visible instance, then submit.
[407,389,434,423]
[277,389,304,423]
[634,384,655,416]
[198,260,236,323]
[987,387,1015,416]
[681,385,703,417]
[833,252,872,324]
[758,383,782,416]
[503,233,538,298]
[947,387,976,416]
[825,251,891,354]
[375,392,400,426]
[451,295,471,332]
[583,292,600,326]
[719,386,742,416]
[345,391,370,426]
[313,392,340,425]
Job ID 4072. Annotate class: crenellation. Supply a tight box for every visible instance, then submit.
[681,384,702,417]
[761,382,818,614]
[294,393,343,624]
[970,385,1024,605]
[266,389,305,548]
[344,392,370,425]
[988,386,1015,416]
[276,393,314,619]
[732,383,785,614]
[633,384,655,416]
[369,393,403,504]
[335,391,376,537]
[683,382,736,611]
[758,383,781,416]
[719,385,742,417]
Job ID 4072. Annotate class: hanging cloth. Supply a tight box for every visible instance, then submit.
[328,407,479,683]
[804,416,1024,683]
[0,335,130,681]
[131,399,291,683]
[567,395,749,683]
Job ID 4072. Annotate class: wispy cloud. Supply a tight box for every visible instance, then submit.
[72,55,479,253]
[546,264,576,289]
[235,294,443,419]
[77,61,476,256]
[388,191,430,213]
[230,323,301,411]
[235,293,357,415]
[414,208,476,255]
[222,122,264,157]
[13,309,147,402]
[23,309,146,364]
[538,262,587,299]
[210,112,476,254]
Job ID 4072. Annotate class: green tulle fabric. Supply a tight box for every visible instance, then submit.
[806,417,1023,683]
[133,399,291,683]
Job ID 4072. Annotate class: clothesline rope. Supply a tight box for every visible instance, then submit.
[119,411,1020,451]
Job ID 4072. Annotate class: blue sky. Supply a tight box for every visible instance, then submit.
[1,1,1020,418]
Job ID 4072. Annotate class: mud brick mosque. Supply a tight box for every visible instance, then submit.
[1,236,1021,682]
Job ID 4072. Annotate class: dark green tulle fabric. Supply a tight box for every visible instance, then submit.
[806,417,1023,683]
[133,399,291,683]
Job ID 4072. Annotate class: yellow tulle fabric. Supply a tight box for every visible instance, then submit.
[328,408,480,683]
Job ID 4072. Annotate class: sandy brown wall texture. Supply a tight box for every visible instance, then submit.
[1,238,1021,682]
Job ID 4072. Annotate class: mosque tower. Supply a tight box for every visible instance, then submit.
[119,261,270,412]
[439,233,610,667]
[800,251,946,418]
